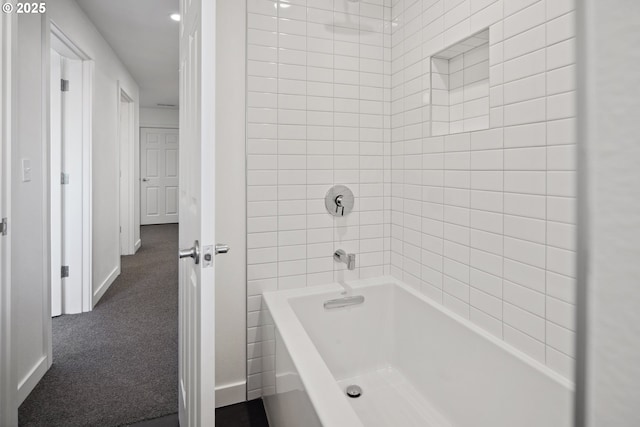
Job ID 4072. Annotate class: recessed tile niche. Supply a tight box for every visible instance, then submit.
[431,30,490,136]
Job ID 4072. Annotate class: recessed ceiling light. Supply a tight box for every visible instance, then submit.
[170,13,181,22]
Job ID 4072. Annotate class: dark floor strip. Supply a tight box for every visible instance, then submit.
[215,400,270,427]
[127,399,269,427]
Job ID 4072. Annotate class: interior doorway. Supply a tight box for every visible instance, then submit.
[49,24,93,316]
[140,127,179,225]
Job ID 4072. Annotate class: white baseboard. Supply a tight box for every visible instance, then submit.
[134,238,141,252]
[247,388,262,401]
[93,265,120,307]
[17,355,48,405]
[215,380,246,408]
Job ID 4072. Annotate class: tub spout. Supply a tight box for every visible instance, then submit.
[347,253,356,270]
[334,249,356,270]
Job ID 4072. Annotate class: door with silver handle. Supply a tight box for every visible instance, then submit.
[180,241,229,266]
[142,177,150,182]
[179,240,200,264]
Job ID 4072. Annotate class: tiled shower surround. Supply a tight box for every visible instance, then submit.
[246,0,576,398]
[246,0,392,399]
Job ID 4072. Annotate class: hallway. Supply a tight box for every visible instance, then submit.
[19,225,179,426]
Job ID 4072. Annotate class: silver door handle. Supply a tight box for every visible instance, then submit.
[179,240,200,264]
[142,177,150,182]
[215,244,230,255]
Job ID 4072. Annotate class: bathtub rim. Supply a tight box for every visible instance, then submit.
[264,285,365,427]
[263,275,574,426]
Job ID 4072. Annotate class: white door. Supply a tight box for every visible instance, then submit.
[141,128,179,225]
[178,0,216,425]
[61,57,84,314]
[1,6,16,425]
[51,52,84,316]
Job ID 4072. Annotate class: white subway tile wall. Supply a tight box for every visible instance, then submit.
[247,0,576,398]
[390,0,577,380]
[246,0,392,399]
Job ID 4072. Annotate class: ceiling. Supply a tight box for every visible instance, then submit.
[76,0,180,108]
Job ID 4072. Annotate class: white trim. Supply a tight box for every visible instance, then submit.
[16,355,47,406]
[41,8,53,373]
[127,98,135,253]
[50,22,89,60]
[138,123,178,129]
[81,60,93,312]
[92,265,120,307]
[118,84,136,256]
[49,48,62,317]
[215,380,246,408]
[134,238,141,252]
[116,81,123,257]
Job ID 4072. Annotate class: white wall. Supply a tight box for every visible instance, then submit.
[215,0,247,407]
[578,0,640,425]
[245,0,392,399]
[390,0,577,380]
[12,12,51,405]
[47,0,140,305]
[140,107,179,128]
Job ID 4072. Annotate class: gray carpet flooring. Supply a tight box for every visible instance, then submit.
[19,224,179,427]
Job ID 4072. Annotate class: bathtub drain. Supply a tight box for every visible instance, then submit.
[346,384,362,398]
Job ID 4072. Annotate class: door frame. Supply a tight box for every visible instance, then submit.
[50,48,62,317]
[118,85,136,255]
[49,21,94,313]
[0,3,16,425]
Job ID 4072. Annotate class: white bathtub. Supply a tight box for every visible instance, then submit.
[262,276,574,427]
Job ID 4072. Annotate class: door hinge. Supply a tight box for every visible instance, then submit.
[61,172,69,184]
[61,79,69,92]
[0,218,7,236]
[61,266,69,278]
